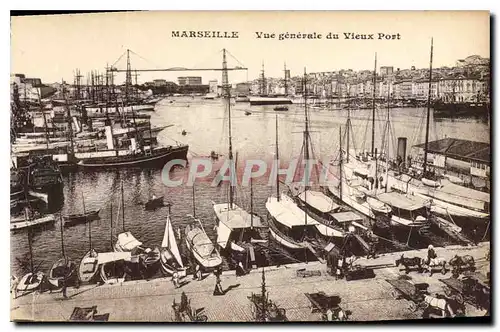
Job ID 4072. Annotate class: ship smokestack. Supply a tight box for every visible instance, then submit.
[105,125,114,150]
[397,137,407,168]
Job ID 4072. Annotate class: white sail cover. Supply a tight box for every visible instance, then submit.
[377,192,428,211]
[266,193,319,228]
[161,215,183,267]
[97,252,131,265]
[187,227,215,258]
[115,232,142,252]
[213,203,264,229]
[298,190,339,213]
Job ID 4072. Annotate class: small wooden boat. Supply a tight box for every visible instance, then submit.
[444,174,465,185]
[49,215,77,288]
[245,111,252,116]
[185,224,222,269]
[422,177,441,188]
[78,249,100,284]
[99,252,130,285]
[48,259,77,288]
[63,209,100,227]
[160,211,186,277]
[144,196,164,211]
[10,214,56,231]
[273,106,289,111]
[17,271,45,292]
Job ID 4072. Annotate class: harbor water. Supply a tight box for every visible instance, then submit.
[10,97,490,277]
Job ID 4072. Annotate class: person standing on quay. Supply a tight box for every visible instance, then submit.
[213,268,224,296]
[172,270,180,289]
[193,265,202,281]
[61,277,68,300]
[11,275,19,299]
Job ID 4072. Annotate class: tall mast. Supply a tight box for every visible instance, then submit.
[371,53,377,156]
[423,38,434,176]
[260,62,266,95]
[346,89,351,163]
[121,180,125,231]
[339,126,343,201]
[28,230,34,274]
[125,49,132,105]
[59,214,66,259]
[65,95,74,155]
[250,175,254,229]
[39,92,50,149]
[109,202,113,249]
[275,114,280,201]
[222,48,234,209]
[284,63,288,96]
[303,68,309,226]
[192,183,196,219]
[385,84,391,193]
[303,69,310,184]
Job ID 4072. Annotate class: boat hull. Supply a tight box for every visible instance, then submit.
[249,97,293,106]
[100,261,126,285]
[63,210,101,227]
[10,214,56,231]
[185,226,222,269]
[48,259,77,288]
[77,145,189,169]
[267,216,306,250]
[17,272,45,292]
[78,249,100,284]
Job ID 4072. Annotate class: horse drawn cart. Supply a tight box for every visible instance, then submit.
[439,274,490,313]
[385,279,430,312]
[304,292,352,321]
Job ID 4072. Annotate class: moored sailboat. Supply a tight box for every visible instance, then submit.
[48,215,77,288]
[160,205,187,277]
[185,184,222,270]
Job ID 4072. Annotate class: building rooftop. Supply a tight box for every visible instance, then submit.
[414,138,490,164]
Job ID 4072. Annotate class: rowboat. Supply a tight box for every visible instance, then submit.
[63,209,100,227]
[10,214,56,231]
[78,249,100,284]
[185,224,222,269]
[48,259,77,288]
[160,212,186,277]
[422,177,441,188]
[17,271,45,292]
[144,196,164,211]
[98,252,131,285]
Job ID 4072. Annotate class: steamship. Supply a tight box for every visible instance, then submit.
[249,95,293,106]
[76,125,189,169]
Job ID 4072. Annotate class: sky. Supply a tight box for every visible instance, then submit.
[11,11,490,85]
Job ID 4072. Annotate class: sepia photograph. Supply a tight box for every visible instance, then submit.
[9,10,490,323]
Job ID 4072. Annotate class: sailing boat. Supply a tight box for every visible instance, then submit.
[78,200,100,284]
[63,194,100,227]
[289,75,345,239]
[99,201,130,284]
[160,205,187,277]
[384,40,490,227]
[186,184,222,269]
[114,181,161,275]
[48,214,77,288]
[213,49,266,255]
[266,73,331,252]
[16,229,46,293]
